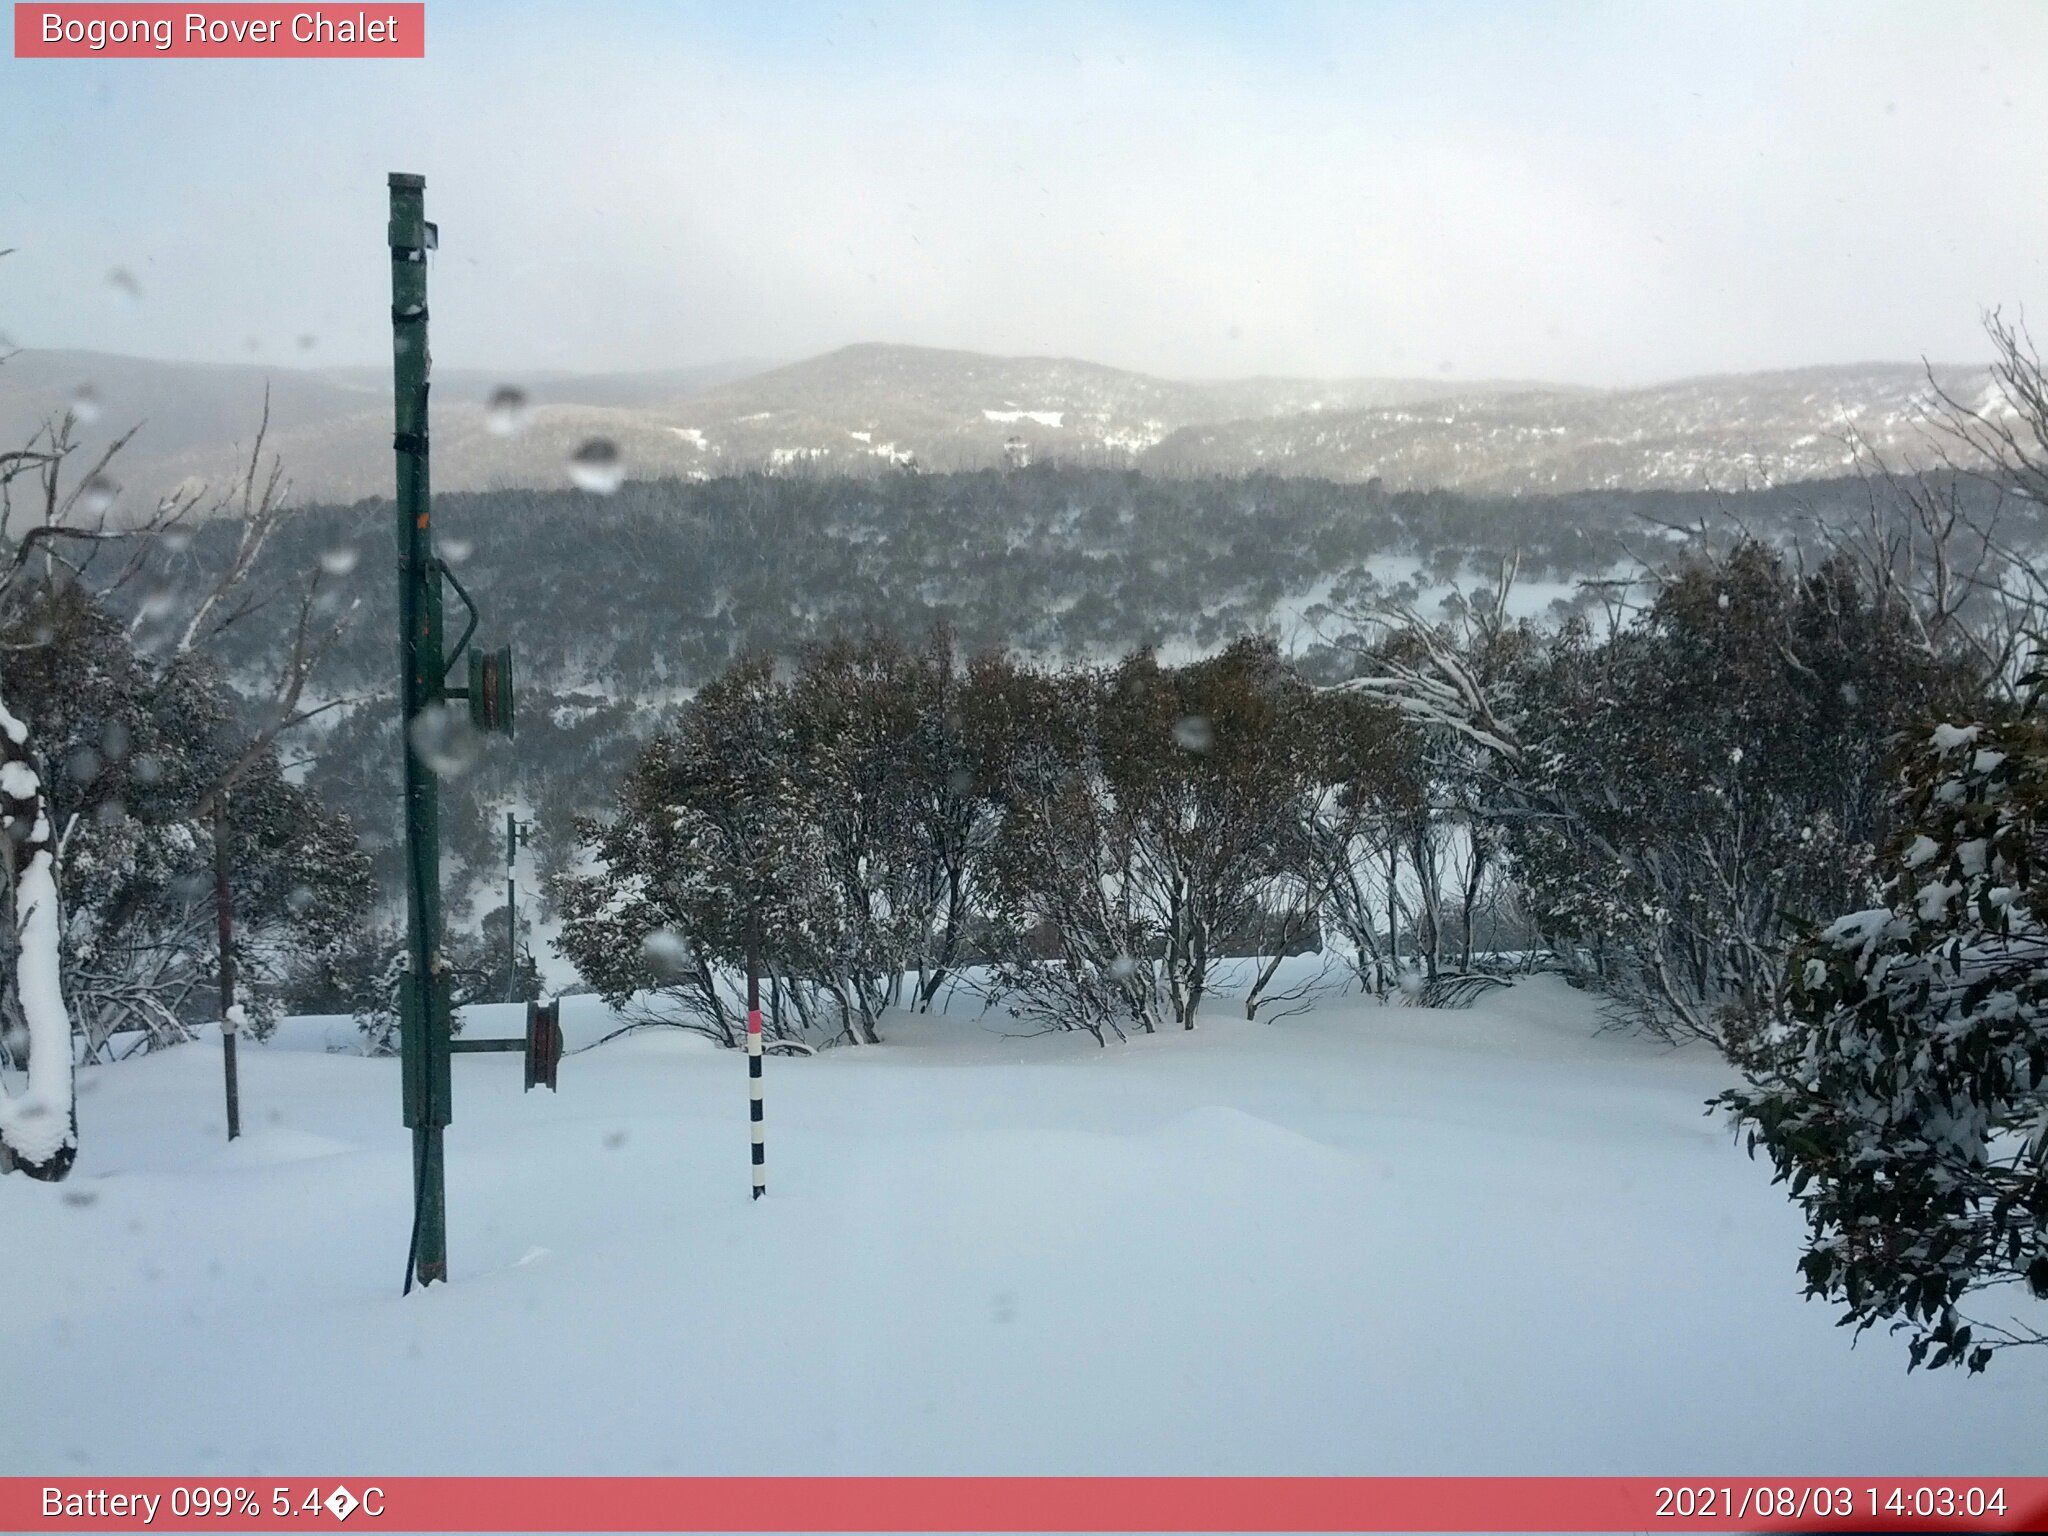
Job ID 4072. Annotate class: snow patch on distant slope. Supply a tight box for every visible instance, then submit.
[984,409,1066,428]
[1101,421,1169,453]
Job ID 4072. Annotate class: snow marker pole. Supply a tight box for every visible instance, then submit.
[748,919,765,1200]
[213,794,240,1142]
[505,811,522,1002]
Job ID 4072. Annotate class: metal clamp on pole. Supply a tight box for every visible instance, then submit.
[468,644,516,736]
[525,999,563,1092]
[443,998,559,1094]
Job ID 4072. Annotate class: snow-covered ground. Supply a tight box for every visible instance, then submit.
[8,969,2043,1476]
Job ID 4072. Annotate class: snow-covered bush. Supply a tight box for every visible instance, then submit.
[1348,543,1973,1049]
[558,635,990,1047]
[1527,550,1970,1045]
[1718,684,2048,1371]
[976,657,1164,1044]
[977,640,1345,1036]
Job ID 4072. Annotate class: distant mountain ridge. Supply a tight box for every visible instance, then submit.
[0,342,1992,511]
[1141,362,1993,495]
[638,344,1569,476]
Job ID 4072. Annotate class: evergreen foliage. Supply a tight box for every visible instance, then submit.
[1717,673,2048,1371]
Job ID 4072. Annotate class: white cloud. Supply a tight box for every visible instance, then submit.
[3,0,2043,384]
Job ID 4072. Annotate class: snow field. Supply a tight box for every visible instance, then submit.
[7,972,2043,1476]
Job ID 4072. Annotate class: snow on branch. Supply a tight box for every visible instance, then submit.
[1330,554,1526,765]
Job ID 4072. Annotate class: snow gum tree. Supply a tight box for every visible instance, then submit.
[0,321,367,1166]
[558,656,805,1045]
[1096,638,1318,1027]
[1348,544,1971,1046]
[1330,563,1539,992]
[977,640,1351,1036]
[783,628,990,1024]
[560,635,983,1048]
[977,654,1164,1044]
[0,683,77,1178]
[562,627,1043,1047]
[1511,547,1970,1045]
[1293,687,1423,997]
[0,585,370,1056]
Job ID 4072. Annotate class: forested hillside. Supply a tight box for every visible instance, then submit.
[132,462,2023,941]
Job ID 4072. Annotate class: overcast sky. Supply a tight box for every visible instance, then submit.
[3,0,2042,386]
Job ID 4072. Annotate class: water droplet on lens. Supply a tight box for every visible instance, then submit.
[439,536,473,564]
[287,884,315,913]
[80,474,119,514]
[639,928,692,973]
[485,386,530,437]
[319,544,359,576]
[160,526,194,554]
[70,385,102,424]
[100,720,130,761]
[1172,715,1214,753]
[568,438,624,494]
[65,747,102,783]
[106,268,141,301]
[408,702,481,777]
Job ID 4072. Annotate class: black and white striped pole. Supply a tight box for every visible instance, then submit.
[747,920,765,1199]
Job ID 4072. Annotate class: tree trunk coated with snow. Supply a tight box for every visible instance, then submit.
[0,689,77,1180]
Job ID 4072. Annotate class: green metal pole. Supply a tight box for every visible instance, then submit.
[390,172,451,1289]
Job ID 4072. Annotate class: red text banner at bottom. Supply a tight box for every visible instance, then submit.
[8,1477,2047,1533]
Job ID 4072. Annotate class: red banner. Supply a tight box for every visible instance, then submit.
[13,4,424,58]
[4,1477,2047,1532]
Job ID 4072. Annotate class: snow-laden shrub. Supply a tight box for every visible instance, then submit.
[1719,683,2048,1371]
